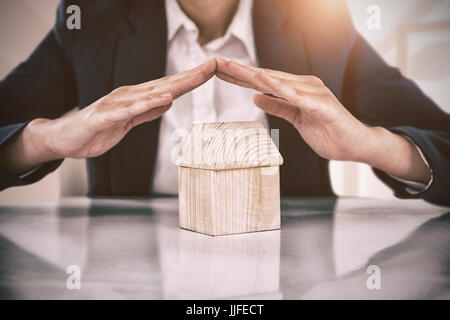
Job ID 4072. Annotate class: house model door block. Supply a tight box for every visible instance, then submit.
[176,122,283,236]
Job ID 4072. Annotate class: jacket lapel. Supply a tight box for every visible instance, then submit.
[253,0,309,77]
[280,0,351,100]
[110,0,167,195]
[254,0,350,100]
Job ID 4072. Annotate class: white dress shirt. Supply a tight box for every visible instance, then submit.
[152,0,267,194]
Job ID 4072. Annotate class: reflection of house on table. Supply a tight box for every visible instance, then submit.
[176,228,281,299]
[176,121,283,236]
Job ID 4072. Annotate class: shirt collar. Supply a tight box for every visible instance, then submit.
[166,0,197,40]
[165,0,256,63]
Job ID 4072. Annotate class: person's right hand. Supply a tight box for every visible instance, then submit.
[1,59,216,175]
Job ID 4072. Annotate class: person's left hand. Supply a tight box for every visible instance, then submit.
[216,57,378,163]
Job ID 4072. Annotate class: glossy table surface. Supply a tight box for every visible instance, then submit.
[0,196,448,299]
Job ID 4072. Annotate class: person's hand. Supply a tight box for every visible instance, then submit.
[216,57,376,162]
[1,59,216,174]
[216,57,431,183]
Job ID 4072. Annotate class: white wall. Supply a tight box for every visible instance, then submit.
[0,0,448,204]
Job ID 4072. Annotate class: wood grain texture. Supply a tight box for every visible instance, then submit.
[177,121,282,236]
[178,166,281,236]
[175,121,283,170]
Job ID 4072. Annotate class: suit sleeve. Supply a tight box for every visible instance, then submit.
[0,1,78,190]
[341,11,450,206]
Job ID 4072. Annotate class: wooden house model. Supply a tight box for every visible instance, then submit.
[175,121,283,236]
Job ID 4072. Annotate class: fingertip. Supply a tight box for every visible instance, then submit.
[253,93,266,107]
[253,93,263,101]
[216,57,228,73]
[207,57,216,66]
[211,57,218,68]
[200,59,216,76]
[215,56,226,67]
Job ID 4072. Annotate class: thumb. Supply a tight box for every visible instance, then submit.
[253,94,300,125]
[130,103,172,128]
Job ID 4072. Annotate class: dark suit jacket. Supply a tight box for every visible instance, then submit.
[1,0,449,205]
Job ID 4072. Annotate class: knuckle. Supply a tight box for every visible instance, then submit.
[163,74,173,82]
[146,85,156,94]
[310,75,324,85]
[121,100,134,108]
[111,85,131,95]
[118,85,132,92]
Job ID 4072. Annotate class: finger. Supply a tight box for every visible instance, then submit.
[220,60,322,96]
[253,94,301,125]
[166,57,216,83]
[215,56,231,74]
[216,58,282,87]
[140,58,216,87]
[258,68,299,81]
[238,64,300,82]
[215,71,257,90]
[216,57,251,87]
[252,67,319,84]
[125,58,215,100]
[228,61,320,94]
[150,60,216,99]
[129,103,172,128]
[257,71,313,108]
[263,76,322,95]
[217,57,321,86]
[108,93,173,122]
[217,59,272,93]
[109,59,213,120]
[164,57,216,85]
[166,69,213,98]
[218,58,320,107]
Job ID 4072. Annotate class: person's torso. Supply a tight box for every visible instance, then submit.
[66,0,346,196]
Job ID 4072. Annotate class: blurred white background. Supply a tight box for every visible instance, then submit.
[0,0,449,204]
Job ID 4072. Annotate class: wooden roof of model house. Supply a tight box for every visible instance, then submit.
[175,121,283,170]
